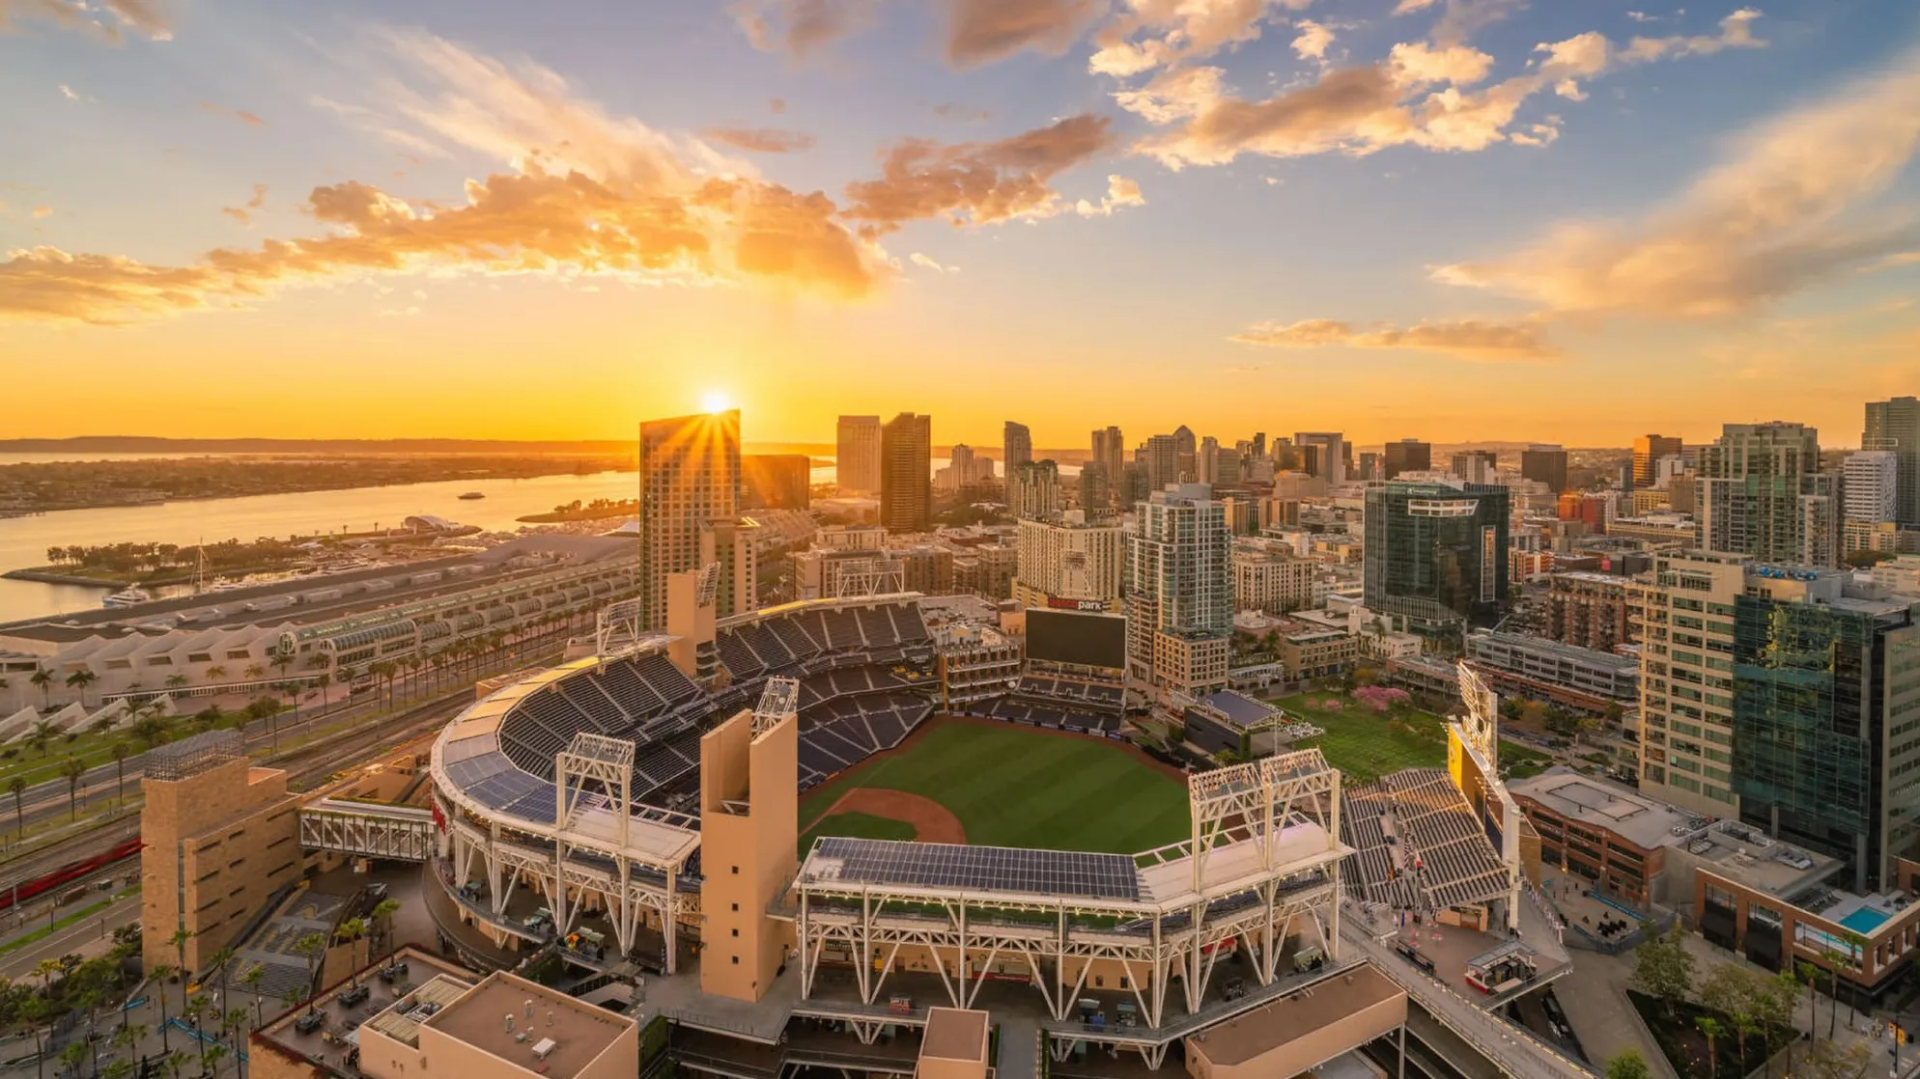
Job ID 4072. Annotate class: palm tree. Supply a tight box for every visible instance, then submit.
[242,663,264,684]
[164,674,189,692]
[150,962,177,1052]
[204,665,227,683]
[64,669,96,709]
[9,775,28,836]
[238,965,266,1028]
[30,667,55,708]
[207,945,236,1013]
[292,934,327,1009]
[338,918,369,985]
[169,927,193,985]
[1732,1012,1758,1075]
[59,757,86,819]
[131,714,169,749]
[26,719,58,758]
[370,898,402,955]
[1695,1015,1722,1079]
[163,1051,189,1079]
[109,743,130,804]
[20,995,49,1079]
[32,958,61,994]
[57,1041,86,1079]
[101,1059,132,1079]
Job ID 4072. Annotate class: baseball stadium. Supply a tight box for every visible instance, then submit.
[423,565,1405,1077]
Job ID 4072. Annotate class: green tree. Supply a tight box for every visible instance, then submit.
[57,1041,86,1079]
[9,775,27,836]
[59,757,86,820]
[63,669,96,708]
[30,667,55,708]
[1603,1049,1652,1079]
[20,994,49,1079]
[26,719,58,758]
[1695,1015,1723,1079]
[238,965,266,1028]
[1630,925,1696,1018]
[149,963,176,1053]
[131,714,169,749]
[370,898,402,956]
[109,743,130,805]
[292,933,326,1010]
[163,673,189,692]
[338,918,368,985]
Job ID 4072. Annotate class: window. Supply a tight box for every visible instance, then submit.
[732,866,739,875]
[731,903,739,912]
[731,956,739,965]
[731,929,739,938]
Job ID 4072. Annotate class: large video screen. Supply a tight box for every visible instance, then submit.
[1027,608,1126,670]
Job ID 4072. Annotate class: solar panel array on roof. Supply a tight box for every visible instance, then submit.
[813,837,1141,901]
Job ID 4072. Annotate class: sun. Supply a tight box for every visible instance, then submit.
[699,389,734,414]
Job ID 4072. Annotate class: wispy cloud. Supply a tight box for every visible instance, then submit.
[909,252,959,273]
[220,184,268,226]
[843,114,1116,234]
[701,126,817,153]
[1074,174,1146,217]
[1435,43,1920,318]
[727,0,879,58]
[1230,317,1561,361]
[947,0,1103,68]
[198,101,266,126]
[0,0,171,43]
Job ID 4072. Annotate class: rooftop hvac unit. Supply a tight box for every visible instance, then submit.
[531,1038,558,1061]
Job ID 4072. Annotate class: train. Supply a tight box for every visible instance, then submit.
[0,836,144,911]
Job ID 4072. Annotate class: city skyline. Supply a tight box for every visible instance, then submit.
[2,2,1918,445]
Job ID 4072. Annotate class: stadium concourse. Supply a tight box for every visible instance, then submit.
[420,571,1588,1079]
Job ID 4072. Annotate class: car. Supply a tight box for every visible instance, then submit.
[338,985,371,1008]
[366,882,389,900]
[294,1012,324,1034]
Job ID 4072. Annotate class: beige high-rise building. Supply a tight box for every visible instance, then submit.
[835,415,881,495]
[140,730,304,975]
[1231,542,1319,614]
[1008,459,1060,521]
[1012,513,1123,608]
[1091,426,1124,506]
[1634,550,1745,816]
[640,411,741,630]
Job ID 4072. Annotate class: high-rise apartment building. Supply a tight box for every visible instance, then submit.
[835,415,881,495]
[1697,421,1839,566]
[1173,425,1197,484]
[1294,432,1348,486]
[1003,421,1032,474]
[1520,444,1569,494]
[1635,549,1745,816]
[1008,459,1060,521]
[1126,484,1231,695]
[880,412,931,533]
[1361,480,1510,634]
[1864,396,1920,526]
[1197,436,1220,485]
[640,410,740,629]
[1844,450,1898,525]
[1544,571,1637,653]
[1012,512,1124,609]
[1632,435,1684,487]
[1382,439,1431,481]
[1077,461,1109,513]
[936,443,995,493]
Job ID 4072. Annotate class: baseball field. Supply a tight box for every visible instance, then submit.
[798,717,1191,855]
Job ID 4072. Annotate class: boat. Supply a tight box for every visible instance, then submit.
[101,586,153,609]
[458,491,486,500]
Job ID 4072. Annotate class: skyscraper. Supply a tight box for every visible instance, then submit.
[1008,459,1060,521]
[1451,450,1498,484]
[1843,450,1898,524]
[1864,396,1920,526]
[1013,512,1124,609]
[1362,479,1509,634]
[1126,484,1231,695]
[1091,426,1125,507]
[1077,461,1109,514]
[1294,432,1348,486]
[1003,421,1033,474]
[1632,434,1683,487]
[836,415,881,495]
[1697,421,1837,566]
[1173,425,1197,484]
[741,453,810,509]
[880,412,931,533]
[639,410,741,629]
[1382,438,1430,480]
[1520,444,1568,493]
[1197,436,1220,485]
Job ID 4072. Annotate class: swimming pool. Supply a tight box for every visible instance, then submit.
[1839,907,1892,934]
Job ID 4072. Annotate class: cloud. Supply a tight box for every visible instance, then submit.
[1626,10,1658,22]
[946,0,1102,68]
[1391,0,1438,12]
[1292,19,1334,61]
[1229,317,1561,360]
[220,184,268,226]
[1089,0,1311,78]
[1074,173,1147,216]
[1133,15,1741,168]
[58,83,77,100]
[31,205,53,219]
[198,101,266,126]
[0,30,889,324]
[769,97,787,114]
[728,0,877,57]
[0,0,170,42]
[843,113,1116,233]
[700,126,817,153]
[1434,45,1920,318]
[1621,7,1764,63]
[909,252,959,273]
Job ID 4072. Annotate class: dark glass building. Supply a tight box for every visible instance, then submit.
[1362,480,1510,634]
[1382,438,1431,480]
[1732,590,1920,892]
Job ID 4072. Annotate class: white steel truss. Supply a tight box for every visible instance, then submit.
[298,800,436,861]
[753,677,799,736]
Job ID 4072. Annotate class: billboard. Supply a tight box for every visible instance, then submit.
[1026,608,1127,670]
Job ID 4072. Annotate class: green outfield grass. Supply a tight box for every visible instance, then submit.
[1269,692,1450,784]
[799,720,1189,854]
